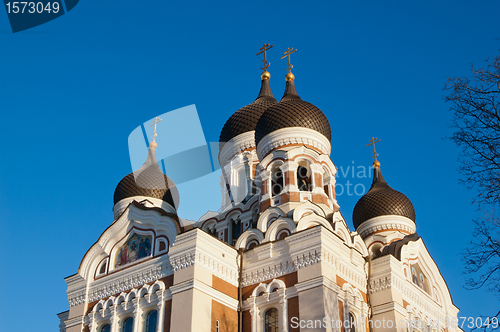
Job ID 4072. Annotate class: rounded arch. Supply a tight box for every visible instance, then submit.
[266,278,286,293]
[125,289,137,302]
[293,201,327,221]
[149,280,165,294]
[93,301,104,312]
[103,297,114,310]
[115,294,126,306]
[257,207,285,233]
[264,218,296,243]
[201,218,217,232]
[138,285,149,298]
[234,229,264,249]
[335,223,351,245]
[251,283,268,297]
[296,214,333,232]
[352,236,369,257]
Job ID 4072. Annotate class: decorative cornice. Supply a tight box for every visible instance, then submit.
[219,131,256,167]
[357,215,416,239]
[242,228,366,290]
[257,127,331,160]
[87,258,173,304]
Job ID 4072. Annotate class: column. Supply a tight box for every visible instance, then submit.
[109,307,118,332]
[132,298,141,332]
[157,291,166,332]
[309,164,325,195]
[278,289,289,332]
[280,161,299,193]
[249,298,258,332]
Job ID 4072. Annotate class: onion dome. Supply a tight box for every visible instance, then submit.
[254,77,331,147]
[219,78,277,146]
[114,145,179,210]
[352,166,415,229]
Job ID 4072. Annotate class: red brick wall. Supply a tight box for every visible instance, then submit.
[211,300,238,332]
[212,275,238,299]
[242,309,252,332]
[164,299,172,332]
[288,296,300,332]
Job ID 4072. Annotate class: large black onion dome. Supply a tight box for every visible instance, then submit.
[254,80,331,146]
[114,148,179,210]
[352,167,415,229]
[219,79,277,145]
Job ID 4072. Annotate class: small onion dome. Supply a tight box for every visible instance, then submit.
[352,166,415,229]
[254,79,331,147]
[114,147,179,210]
[219,79,277,146]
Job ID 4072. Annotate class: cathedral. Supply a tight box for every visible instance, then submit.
[58,47,461,332]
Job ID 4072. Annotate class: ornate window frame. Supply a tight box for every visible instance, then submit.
[247,279,288,332]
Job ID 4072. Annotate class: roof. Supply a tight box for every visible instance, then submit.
[219,79,277,145]
[352,166,415,229]
[113,148,179,209]
[378,233,420,260]
[254,80,331,146]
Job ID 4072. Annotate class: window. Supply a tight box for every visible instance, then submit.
[297,160,312,191]
[346,312,356,332]
[265,308,279,332]
[145,310,157,332]
[247,240,259,250]
[277,229,290,240]
[100,324,111,332]
[216,320,220,332]
[271,165,283,196]
[99,261,106,274]
[123,317,133,332]
[159,240,166,251]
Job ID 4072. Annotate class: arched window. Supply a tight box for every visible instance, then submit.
[297,161,311,191]
[247,240,259,250]
[265,308,279,332]
[99,260,106,274]
[323,166,331,197]
[277,229,290,240]
[346,312,356,332]
[271,165,283,196]
[122,317,133,332]
[100,324,111,332]
[145,310,157,332]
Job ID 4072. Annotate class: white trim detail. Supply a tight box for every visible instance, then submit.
[219,131,256,167]
[357,215,416,238]
[256,127,331,160]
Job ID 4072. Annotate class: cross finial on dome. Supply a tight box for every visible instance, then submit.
[281,47,297,81]
[257,43,273,80]
[367,137,381,167]
[149,116,162,148]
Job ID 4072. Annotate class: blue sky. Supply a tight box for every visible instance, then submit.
[0,0,499,330]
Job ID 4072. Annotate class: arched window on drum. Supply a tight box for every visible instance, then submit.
[297,160,312,192]
[323,166,332,198]
[270,164,284,197]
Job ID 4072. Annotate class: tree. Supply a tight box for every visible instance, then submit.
[445,53,500,331]
[445,54,500,206]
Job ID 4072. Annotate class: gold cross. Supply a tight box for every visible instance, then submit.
[366,137,381,161]
[256,43,273,71]
[150,116,162,142]
[281,47,297,73]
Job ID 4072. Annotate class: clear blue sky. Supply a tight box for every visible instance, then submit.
[0,0,499,330]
